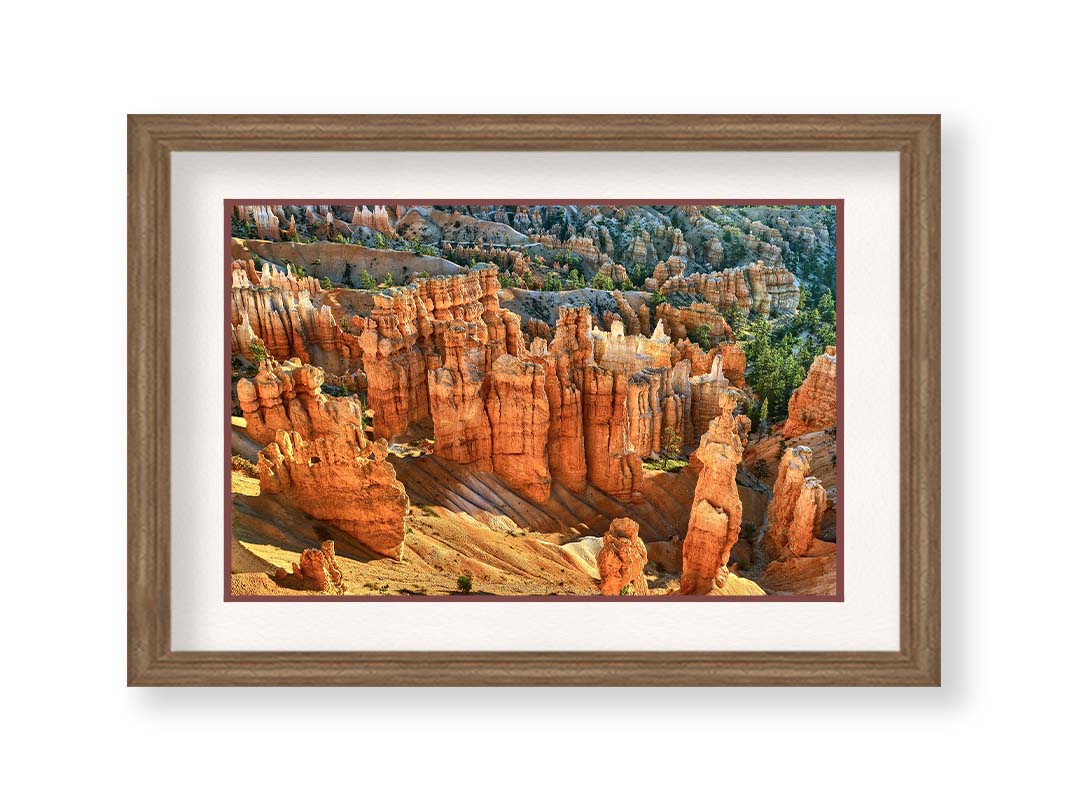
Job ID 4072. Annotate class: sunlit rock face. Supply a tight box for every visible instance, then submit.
[781,347,837,437]
[257,424,409,559]
[273,541,346,594]
[236,358,362,445]
[486,355,551,504]
[597,518,649,596]
[763,446,828,561]
[231,260,364,376]
[681,392,748,595]
[658,261,800,316]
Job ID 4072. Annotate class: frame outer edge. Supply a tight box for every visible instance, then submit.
[127,114,941,686]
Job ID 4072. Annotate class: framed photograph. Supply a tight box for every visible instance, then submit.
[128,115,939,685]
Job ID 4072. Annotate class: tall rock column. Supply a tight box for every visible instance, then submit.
[763,446,828,560]
[681,392,747,594]
[486,354,552,503]
[582,365,643,502]
[358,287,429,440]
[536,307,592,493]
[427,324,493,468]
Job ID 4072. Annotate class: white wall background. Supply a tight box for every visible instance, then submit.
[2,1,1060,798]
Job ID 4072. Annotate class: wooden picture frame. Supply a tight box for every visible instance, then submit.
[128,114,940,686]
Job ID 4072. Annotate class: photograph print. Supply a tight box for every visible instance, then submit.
[228,202,840,599]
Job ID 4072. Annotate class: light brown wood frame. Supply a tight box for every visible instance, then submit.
[128,115,940,686]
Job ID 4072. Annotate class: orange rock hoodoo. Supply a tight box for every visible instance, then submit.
[236,358,362,445]
[681,392,749,594]
[233,254,760,519]
[274,541,346,594]
[597,518,649,596]
[781,346,837,437]
[257,424,409,559]
[658,261,800,316]
[231,260,362,376]
[763,446,828,561]
[486,355,552,503]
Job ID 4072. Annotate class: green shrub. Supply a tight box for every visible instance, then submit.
[590,273,615,291]
[248,341,269,364]
[457,575,473,594]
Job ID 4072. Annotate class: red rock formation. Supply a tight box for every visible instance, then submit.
[597,518,649,596]
[534,306,592,493]
[258,425,409,559]
[486,354,551,503]
[592,320,673,372]
[681,392,747,594]
[358,269,506,441]
[565,236,603,265]
[781,346,837,437]
[582,365,643,502]
[659,261,800,316]
[358,287,430,439]
[236,358,362,444]
[427,324,493,468]
[710,342,746,386]
[763,446,828,560]
[627,230,657,268]
[690,354,732,442]
[236,205,282,240]
[648,258,686,290]
[704,237,724,267]
[675,339,712,376]
[661,361,694,447]
[669,228,690,259]
[352,204,395,236]
[231,261,362,376]
[274,541,346,594]
[525,318,553,342]
[655,302,732,344]
[611,291,642,335]
[626,368,667,460]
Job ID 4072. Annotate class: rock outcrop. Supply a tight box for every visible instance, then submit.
[710,342,746,386]
[258,425,409,559]
[763,446,828,561]
[583,365,644,501]
[655,302,732,345]
[427,324,493,467]
[681,392,747,594]
[597,518,649,596]
[352,204,395,236]
[534,306,592,493]
[274,541,346,594]
[690,354,732,442]
[781,346,837,437]
[659,261,800,316]
[486,354,551,503]
[231,260,364,377]
[358,287,430,439]
[236,358,362,444]
[358,268,508,441]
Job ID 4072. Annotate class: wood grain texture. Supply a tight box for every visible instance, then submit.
[127,115,940,686]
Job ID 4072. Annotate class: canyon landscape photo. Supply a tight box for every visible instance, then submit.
[229,202,839,598]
